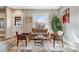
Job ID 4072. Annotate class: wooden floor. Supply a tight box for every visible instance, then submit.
[0,36,79,52]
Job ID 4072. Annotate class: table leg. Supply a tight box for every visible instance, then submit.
[25,39,27,47]
[53,40,55,48]
[41,39,43,46]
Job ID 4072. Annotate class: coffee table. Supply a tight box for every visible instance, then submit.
[34,34,45,46]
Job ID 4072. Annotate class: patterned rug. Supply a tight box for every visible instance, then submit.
[0,37,78,52]
[20,49,48,52]
[20,49,65,52]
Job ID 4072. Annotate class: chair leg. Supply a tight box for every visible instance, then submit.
[25,39,27,47]
[53,40,55,48]
[62,40,64,47]
[50,39,52,43]
[27,36,30,43]
[28,36,30,42]
[17,40,19,47]
[21,40,22,42]
[29,39,30,42]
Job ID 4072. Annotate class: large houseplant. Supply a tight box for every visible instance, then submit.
[51,15,62,33]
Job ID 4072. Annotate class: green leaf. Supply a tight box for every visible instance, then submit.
[51,15,62,32]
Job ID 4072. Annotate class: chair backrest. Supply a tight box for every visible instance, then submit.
[16,32,19,40]
[57,31,64,36]
[22,33,30,36]
[16,32,18,37]
[55,32,64,41]
[16,32,28,40]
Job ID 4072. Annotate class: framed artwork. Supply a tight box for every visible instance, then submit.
[15,17,21,25]
[15,16,22,28]
[63,14,69,23]
[35,22,45,29]
[26,16,32,23]
[63,8,70,24]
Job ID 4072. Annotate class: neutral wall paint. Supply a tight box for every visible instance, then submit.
[23,9,59,33]
[5,9,59,38]
[5,7,12,38]
[5,9,24,38]
[12,9,24,34]
[59,6,79,48]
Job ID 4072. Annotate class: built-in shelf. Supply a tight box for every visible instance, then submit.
[0,29,5,39]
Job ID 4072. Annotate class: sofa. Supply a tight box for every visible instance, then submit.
[30,28,49,40]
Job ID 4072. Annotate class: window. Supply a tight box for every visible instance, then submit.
[33,15,47,28]
[0,18,4,28]
[36,16,45,28]
[35,16,45,22]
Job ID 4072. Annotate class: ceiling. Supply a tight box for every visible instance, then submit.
[8,6,61,9]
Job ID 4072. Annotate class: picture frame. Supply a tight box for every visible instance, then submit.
[63,14,69,23]
[26,16,32,23]
[15,16,21,25]
[63,8,70,24]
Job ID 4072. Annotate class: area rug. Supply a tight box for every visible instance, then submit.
[20,47,48,52]
[20,49,64,52]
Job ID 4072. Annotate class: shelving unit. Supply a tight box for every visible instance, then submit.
[0,29,5,40]
[0,9,6,40]
[0,18,5,40]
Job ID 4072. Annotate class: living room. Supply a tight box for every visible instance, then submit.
[0,6,79,52]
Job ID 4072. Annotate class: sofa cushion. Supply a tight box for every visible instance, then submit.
[32,28,48,33]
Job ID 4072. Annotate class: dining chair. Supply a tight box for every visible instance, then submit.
[50,32,64,48]
[22,33,30,42]
[16,32,27,47]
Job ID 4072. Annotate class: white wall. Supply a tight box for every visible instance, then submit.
[5,7,12,38]
[59,6,79,38]
[59,6,79,48]
[12,9,24,34]
[70,7,79,35]
[5,8,24,38]
[23,9,59,32]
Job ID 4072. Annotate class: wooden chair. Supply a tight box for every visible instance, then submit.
[16,32,27,47]
[22,33,30,42]
[50,32,64,48]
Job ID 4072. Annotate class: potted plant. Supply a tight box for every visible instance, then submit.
[51,15,62,34]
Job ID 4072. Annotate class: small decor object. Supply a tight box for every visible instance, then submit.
[26,16,32,23]
[37,34,43,38]
[35,34,43,39]
[63,8,70,24]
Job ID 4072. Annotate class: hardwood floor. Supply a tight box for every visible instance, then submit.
[0,36,78,52]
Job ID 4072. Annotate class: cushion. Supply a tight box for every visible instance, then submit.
[57,31,64,36]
